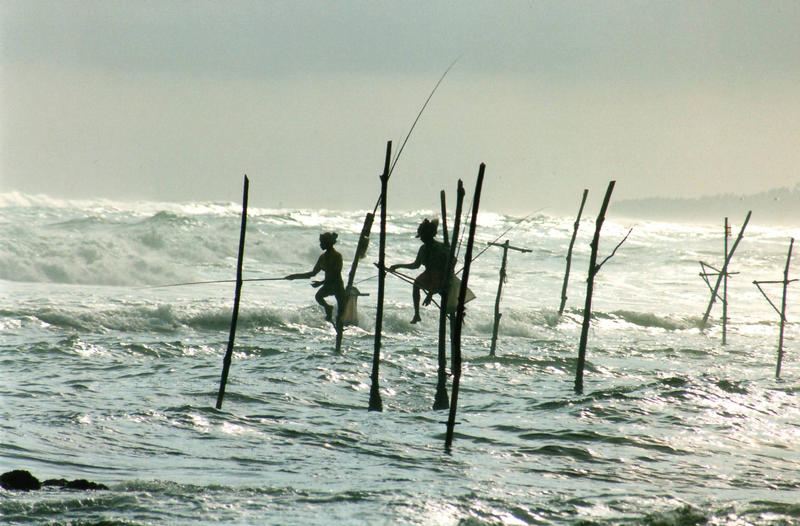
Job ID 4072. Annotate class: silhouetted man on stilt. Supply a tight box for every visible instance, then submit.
[389,218,450,323]
[286,232,346,323]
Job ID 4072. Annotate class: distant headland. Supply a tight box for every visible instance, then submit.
[614,184,800,224]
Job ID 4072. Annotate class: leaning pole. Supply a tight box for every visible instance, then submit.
[216,175,249,410]
[559,189,588,316]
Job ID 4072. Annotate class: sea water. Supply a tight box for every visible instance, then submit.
[1,192,798,525]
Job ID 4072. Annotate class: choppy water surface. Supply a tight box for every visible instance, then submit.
[1,193,798,525]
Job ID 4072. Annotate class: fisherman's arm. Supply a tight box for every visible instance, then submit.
[389,247,424,271]
[285,256,324,280]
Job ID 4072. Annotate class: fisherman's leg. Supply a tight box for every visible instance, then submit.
[411,284,422,324]
[315,288,334,322]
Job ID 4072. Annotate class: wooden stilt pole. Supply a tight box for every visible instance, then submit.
[446,164,485,452]
[434,183,465,410]
[216,175,249,410]
[489,240,531,356]
[701,211,752,328]
[440,190,450,247]
[754,238,796,379]
[490,241,508,357]
[575,180,631,395]
[559,189,588,316]
[369,141,391,412]
[776,239,794,378]
[434,189,455,410]
[723,218,729,345]
[335,212,375,353]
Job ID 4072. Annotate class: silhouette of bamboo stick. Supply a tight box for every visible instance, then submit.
[488,240,531,356]
[575,181,632,394]
[433,190,452,409]
[446,164,485,451]
[369,141,391,412]
[216,175,249,410]
[559,189,588,316]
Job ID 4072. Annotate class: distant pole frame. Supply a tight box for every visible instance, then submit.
[753,238,796,378]
[700,210,752,331]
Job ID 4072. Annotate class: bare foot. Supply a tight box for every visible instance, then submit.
[410,314,421,324]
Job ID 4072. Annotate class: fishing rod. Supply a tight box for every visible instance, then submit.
[375,263,442,309]
[455,208,544,274]
[142,277,287,289]
[372,56,460,215]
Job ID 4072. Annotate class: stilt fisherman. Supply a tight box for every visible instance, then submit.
[285,232,346,323]
[389,218,450,323]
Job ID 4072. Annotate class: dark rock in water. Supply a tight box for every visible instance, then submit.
[42,478,69,487]
[1,470,42,491]
[1,471,108,491]
[66,479,108,490]
[43,478,109,490]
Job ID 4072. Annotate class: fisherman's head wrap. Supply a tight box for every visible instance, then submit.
[416,218,439,241]
[319,232,338,249]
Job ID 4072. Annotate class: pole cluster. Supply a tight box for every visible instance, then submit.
[445,164,485,452]
[699,211,752,338]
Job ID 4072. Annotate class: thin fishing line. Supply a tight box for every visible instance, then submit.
[372,56,460,214]
[455,208,543,275]
[388,57,460,178]
[354,274,379,285]
[141,277,286,289]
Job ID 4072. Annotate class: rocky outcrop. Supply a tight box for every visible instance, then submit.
[0,470,41,491]
[43,478,109,490]
[1,470,108,491]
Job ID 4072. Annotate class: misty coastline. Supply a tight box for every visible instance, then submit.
[614,184,800,224]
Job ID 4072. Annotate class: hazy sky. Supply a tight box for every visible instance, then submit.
[2,1,799,213]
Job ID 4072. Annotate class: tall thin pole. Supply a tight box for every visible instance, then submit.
[487,240,531,357]
[369,141,391,412]
[446,164,485,452]
[435,183,465,410]
[490,241,509,356]
[723,218,729,345]
[440,190,449,247]
[777,238,794,378]
[434,190,452,410]
[559,189,588,316]
[216,175,249,410]
[575,180,615,395]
